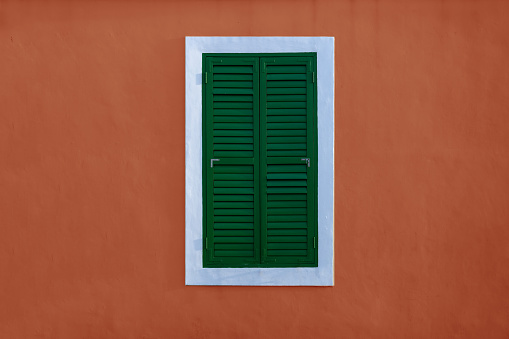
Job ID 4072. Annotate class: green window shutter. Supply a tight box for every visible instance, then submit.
[203,57,261,267]
[260,56,317,266]
[203,53,317,268]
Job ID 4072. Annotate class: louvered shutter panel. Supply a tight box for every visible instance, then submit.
[203,57,261,267]
[260,56,317,266]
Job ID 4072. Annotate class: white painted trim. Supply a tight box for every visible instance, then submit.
[185,37,334,286]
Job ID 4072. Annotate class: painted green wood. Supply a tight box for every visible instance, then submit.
[267,101,307,109]
[268,229,308,236]
[214,216,254,222]
[213,187,255,194]
[266,80,307,88]
[267,73,307,81]
[214,102,253,109]
[214,116,253,123]
[213,165,253,173]
[214,145,253,152]
[213,65,254,73]
[214,95,254,102]
[267,201,306,208]
[267,243,307,249]
[260,55,317,266]
[267,222,307,229]
[214,195,254,201]
[267,173,307,180]
[266,65,307,73]
[267,194,307,201]
[213,130,254,137]
[267,108,307,115]
[267,250,307,256]
[213,109,253,116]
[214,81,253,88]
[214,180,254,188]
[267,144,307,150]
[214,137,253,144]
[214,230,254,236]
[213,74,253,81]
[214,223,254,229]
[267,87,307,95]
[203,53,317,268]
[267,116,306,123]
[267,150,307,157]
[267,95,307,102]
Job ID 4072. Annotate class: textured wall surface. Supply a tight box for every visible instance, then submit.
[1,0,509,338]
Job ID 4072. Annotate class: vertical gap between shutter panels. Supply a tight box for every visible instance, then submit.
[257,57,262,264]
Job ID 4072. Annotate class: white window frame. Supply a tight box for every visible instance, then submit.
[185,37,334,286]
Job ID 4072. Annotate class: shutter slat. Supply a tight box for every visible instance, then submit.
[267,201,306,208]
[214,223,254,229]
[214,74,253,81]
[267,194,307,201]
[214,237,254,243]
[213,130,254,137]
[214,215,254,223]
[266,88,306,95]
[214,81,253,88]
[267,250,307,256]
[214,195,254,202]
[268,229,307,236]
[214,116,253,123]
[267,123,306,130]
[214,187,254,194]
[267,95,306,102]
[267,74,307,81]
[267,130,306,137]
[214,174,254,181]
[267,116,306,123]
[214,144,253,151]
[215,244,254,250]
[267,236,307,243]
[214,181,254,188]
[266,80,306,88]
[214,102,253,109]
[267,243,307,249]
[214,95,253,102]
[267,150,307,157]
[266,65,307,73]
[267,101,306,109]
[214,201,255,209]
[214,209,254,216]
[213,166,253,174]
[267,173,307,180]
[215,230,254,236]
[214,123,253,130]
[213,88,254,95]
[267,109,306,115]
[215,250,254,257]
[268,222,307,229]
[267,136,307,144]
[213,151,254,157]
[267,215,307,222]
[214,137,253,144]
[266,181,307,187]
[267,143,307,150]
[214,66,253,73]
[268,208,307,215]
[267,165,307,173]
[213,109,253,116]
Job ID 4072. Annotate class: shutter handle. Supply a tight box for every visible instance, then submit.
[210,159,220,168]
[301,158,310,167]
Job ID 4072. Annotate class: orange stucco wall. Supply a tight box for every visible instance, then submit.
[1,0,509,338]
